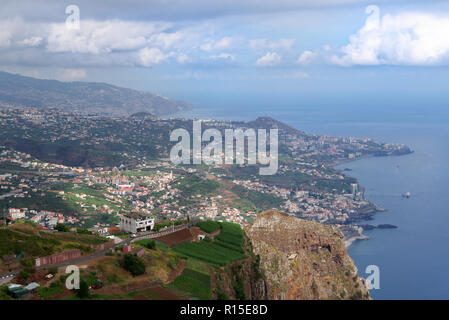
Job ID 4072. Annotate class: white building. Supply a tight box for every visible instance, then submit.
[120,213,155,233]
[8,208,25,220]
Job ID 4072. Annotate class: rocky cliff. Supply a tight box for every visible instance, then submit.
[245,210,370,300]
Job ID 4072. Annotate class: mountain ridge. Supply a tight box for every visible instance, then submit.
[0,71,192,117]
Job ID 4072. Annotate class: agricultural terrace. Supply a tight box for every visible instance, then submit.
[172,222,246,268]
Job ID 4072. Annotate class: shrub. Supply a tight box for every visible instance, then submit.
[168,256,179,270]
[76,228,92,235]
[233,273,245,300]
[54,223,70,232]
[20,271,30,280]
[121,254,145,277]
[76,280,89,299]
[144,240,156,250]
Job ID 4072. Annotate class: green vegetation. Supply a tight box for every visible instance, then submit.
[170,268,211,300]
[177,176,220,197]
[37,279,64,299]
[121,254,146,277]
[142,240,156,249]
[63,242,92,254]
[197,220,221,234]
[76,228,92,235]
[135,239,169,251]
[153,220,184,232]
[0,191,80,215]
[76,280,90,299]
[214,222,245,253]
[231,185,283,210]
[232,272,246,300]
[0,285,13,300]
[172,222,245,268]
[0,227,61,256]
[54,223,70,232]
[0,224,107,258]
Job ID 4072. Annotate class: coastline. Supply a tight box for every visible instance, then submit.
[332,151,413,247]
[345,233,369,248]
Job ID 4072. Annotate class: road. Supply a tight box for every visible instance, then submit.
[0,221,198,281]
[0,272,18,285]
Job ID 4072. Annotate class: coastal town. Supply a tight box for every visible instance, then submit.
[0,108,411,240]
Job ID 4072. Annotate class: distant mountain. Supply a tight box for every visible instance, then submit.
[0,71,192,116]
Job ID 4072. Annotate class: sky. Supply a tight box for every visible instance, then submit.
[1,0,449,113]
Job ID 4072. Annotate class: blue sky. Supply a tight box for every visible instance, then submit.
[1,0,449,112]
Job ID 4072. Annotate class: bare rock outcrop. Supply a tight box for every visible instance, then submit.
[245,210,370,300]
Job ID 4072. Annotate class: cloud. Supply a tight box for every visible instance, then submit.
[19,37,43,47]
[0,0,382,22]
[249,38,295,51]
[256,52,282,66]
[46,20,167,54]
[176,53,191,63]
[296,50,315,66]
[332,5,449,66]
[0,16,198,68]
[200,36,236,51]
[210,52,235,61]
[0,18,39,48]
[138,47,172,67]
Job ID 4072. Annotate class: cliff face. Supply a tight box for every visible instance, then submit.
[245,210,370,300]
[211,235,268,300]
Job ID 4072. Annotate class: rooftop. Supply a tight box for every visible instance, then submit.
[123,213,154,221]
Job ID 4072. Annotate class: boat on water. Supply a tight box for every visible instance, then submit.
[402,192,411,198]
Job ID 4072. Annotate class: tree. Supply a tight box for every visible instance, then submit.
[76,280,89,299]
[121,254,145,277]
[76,228,92,235]
[144,240,155,250]
[54,223,70,232]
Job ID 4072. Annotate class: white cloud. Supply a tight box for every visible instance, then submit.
[46,20,167,54]
[0,18,30,48]
[249,38,295,51]
[19,37,43,47]
[138,47,172,67]
[332,5,449,66]
[296,50,315,66]
[200,36,235,51]
[148,31,191,50]
[0,17,196,68]
[256,52,281,66]
[177,53,191,64]
[210,52,235,61]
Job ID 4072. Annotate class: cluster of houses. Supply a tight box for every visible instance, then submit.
[5,208,79,228]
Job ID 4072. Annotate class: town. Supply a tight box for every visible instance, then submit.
[0,107,410,236]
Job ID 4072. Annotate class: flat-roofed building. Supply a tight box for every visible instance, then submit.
[120,213,155,233]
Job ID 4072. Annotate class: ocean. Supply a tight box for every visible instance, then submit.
[172,101,449,299]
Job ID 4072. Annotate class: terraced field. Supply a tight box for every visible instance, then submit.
[172,222,246,268]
